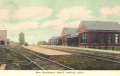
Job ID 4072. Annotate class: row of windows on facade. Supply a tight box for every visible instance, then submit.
[81,33,119,44]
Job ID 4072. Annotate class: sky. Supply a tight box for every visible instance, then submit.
[0,0,120,44]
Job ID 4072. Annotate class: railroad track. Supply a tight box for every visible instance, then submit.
[39,46,120,64]
[0,45,43,70]
[0,45,74,70]
[72,50,120,64]
[75,53,120,64]
[15,45,120,68]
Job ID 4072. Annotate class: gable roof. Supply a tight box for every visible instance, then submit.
[62,27,77,35]
[49,36,61,40]
[67,34,78,38]
[79,21,120,31]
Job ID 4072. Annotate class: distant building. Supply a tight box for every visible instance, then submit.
[37,41,47,45]
[19,32,25,45]
[49,36,62,45]
[0,30,7,45]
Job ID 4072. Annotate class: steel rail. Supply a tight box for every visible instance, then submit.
[0,46,44,70]
[37,46,120,64]
[1,45,74,70]
[19,46,74,70]
[76,53,120,64]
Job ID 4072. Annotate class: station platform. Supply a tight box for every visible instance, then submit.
[36,45,120,55]
[23,45,71,55]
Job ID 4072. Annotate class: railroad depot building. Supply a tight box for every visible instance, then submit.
[61,28,78,46]
[0,30,7,45]
[49,36,62,45]
[49,21,120,48]
[78,21,120,48]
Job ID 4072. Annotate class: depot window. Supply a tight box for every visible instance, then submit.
[101,34,105,43]
[81,33,87,43]
[115,34,119,44]
[108,34,112,43]
[94,33,98,43]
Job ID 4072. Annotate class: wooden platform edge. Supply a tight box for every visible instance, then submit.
[0,64,7,70]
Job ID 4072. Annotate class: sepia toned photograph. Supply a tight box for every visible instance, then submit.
[0,0,120,72]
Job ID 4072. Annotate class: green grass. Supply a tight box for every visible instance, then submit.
[106,48,120,51]
[49,55,120,70]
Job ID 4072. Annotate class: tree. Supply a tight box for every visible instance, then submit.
[19,32,25,45]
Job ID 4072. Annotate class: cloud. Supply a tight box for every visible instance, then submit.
[99,5,120,20]
[40,19,64,28]
[12,7,52,20]
[57,6,95,21]
[0,6,53,31]
[54,20,80,30]
[4,21,39,31]
[100,6,120,16]
[0,9,9,21]
[39,6,94,29]
[40,19,80,30]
